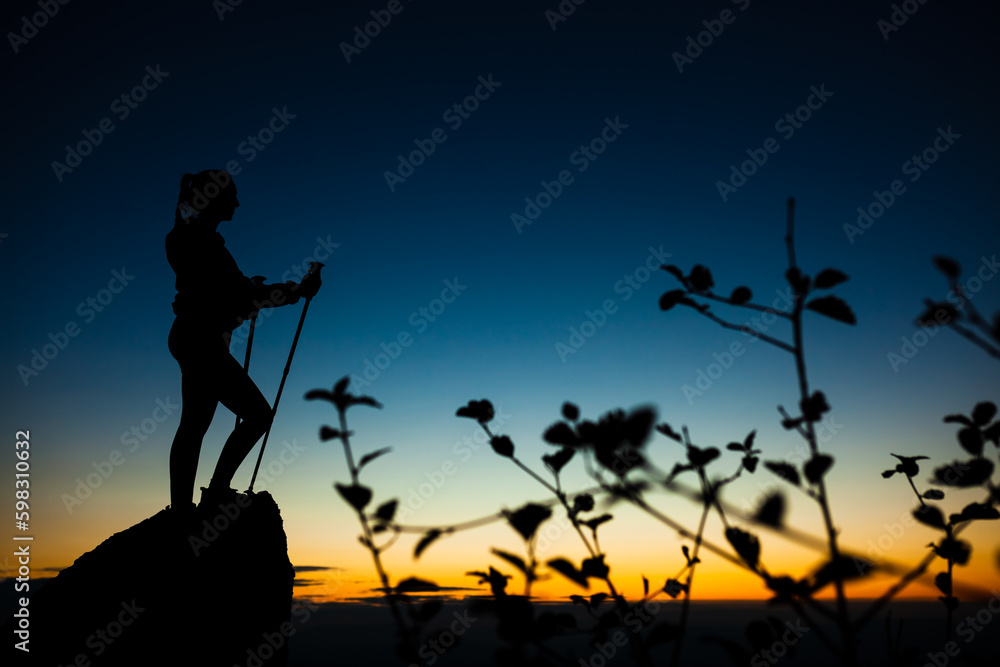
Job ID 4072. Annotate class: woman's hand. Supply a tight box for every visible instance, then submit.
[281,281,302,305]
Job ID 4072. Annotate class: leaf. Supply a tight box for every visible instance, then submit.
[304,388,335,404]
[958,427,983,456]
[804,454,834,484]
[743,455,759,473]
[890,453,929,478]
[562,402,580,421]
[466,567,510,598]
[358,447,392,470]
[806,295,857,325]
[753,493,785,528]
[333,376,350,396]
[800,391,831,422]
[933,256,961,279]
[659,289,688,311]
[725,527,760,569]
[319,425,350,441]
[583,514,613,531]
[351,395,383,409]
[414,529,443,560]
[726,442,745,452]
[781,417,804,430]
[660,264,685,281]
[813,268,849,289]
[923,489,945,500]
[950,502,1000,523]
[972,402,998,426]
[491,549,529,576]
[957,428,983,457]
[913,505,947,530]
[932,459,994,487]
[543,422,579,447]
[917,302,959,327]
[663,578,687,598]
[730,286,752,305]
[490,435,515,457]
[809,556,872,593]
[334,483,372,511]
[764,461,801,486]
[943,414,974,426]
[643,576,649,598]
[581,555,610,579]
[682,545,699,566]
[984,422,1000,448]
[656,423,683,442]
[543,447,575,475]
[934,537,971,565]
[547,558,589,588]
[456,399,494,423]
[374,499,397,523]
[572,493,595,513]
[506,503,552,542]
[935,571,952,595]
[687,445,720,467]
[688,264,714,291]
[765,576,805,602]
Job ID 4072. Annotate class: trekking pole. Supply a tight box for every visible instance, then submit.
[247,262,324,493]
[235,276,266,429]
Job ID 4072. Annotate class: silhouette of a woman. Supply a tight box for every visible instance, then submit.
[166,170,301,511]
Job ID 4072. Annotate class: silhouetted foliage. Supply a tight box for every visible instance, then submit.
[305,199,999,666]
[918,256,1000,360]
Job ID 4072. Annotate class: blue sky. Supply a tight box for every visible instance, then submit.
[1,0,998,598]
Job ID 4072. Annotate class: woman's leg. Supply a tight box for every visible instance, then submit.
[168,318,224,508]
[169,370,219,508]
[209,352,273,490]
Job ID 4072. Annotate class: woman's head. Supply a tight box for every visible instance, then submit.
[176,170,239,225]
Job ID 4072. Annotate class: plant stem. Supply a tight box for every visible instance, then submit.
[695,290,793,318]
[669,471,712,667]
[906,475,926,507]
[337,409,410,657]
[696,309,796,353]
[785,197,855,665]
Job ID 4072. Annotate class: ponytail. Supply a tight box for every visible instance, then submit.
[177,173,196,204]
[175,172,200,225]
[175,170,233,225]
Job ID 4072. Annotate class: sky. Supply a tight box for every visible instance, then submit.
[1,0,998,614]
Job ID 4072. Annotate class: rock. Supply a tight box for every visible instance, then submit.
[6,491,294,666]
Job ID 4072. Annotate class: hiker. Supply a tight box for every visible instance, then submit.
[165,170,317,511]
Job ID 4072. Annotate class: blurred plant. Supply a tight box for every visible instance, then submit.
[658,197,865,664]
[452,398,656,667]
[307,377,449,665]
[880,401,999,642]
[917,256,1000,360]
[305,199,999,666]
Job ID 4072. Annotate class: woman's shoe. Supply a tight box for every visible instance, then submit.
[199,484,241,509]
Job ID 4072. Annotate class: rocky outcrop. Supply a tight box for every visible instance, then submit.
[6,491,294,666]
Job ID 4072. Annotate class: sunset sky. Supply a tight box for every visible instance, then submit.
[1,0,998,611]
